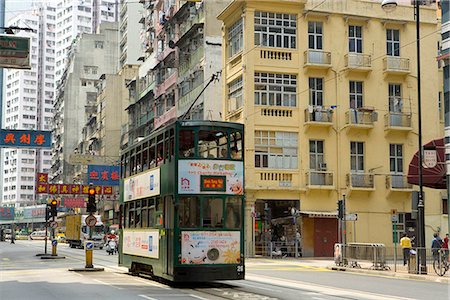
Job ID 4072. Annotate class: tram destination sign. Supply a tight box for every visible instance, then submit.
[0,35,31,69]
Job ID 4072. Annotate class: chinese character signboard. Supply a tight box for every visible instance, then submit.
[0,129,51,148]
[0,207,14,221]
[0,34,31,69]
[88,165,120,186]
[36,183,114,195]
[62,197,86,208]
[200,176,226,192]
[37,173,48,183]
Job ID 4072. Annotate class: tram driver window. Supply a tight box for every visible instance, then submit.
[198,130,227,159]
[179,130,195,158]
[230,131,243,160]
[225,197,242,229]
[203,198,224,228]
[179,197,200,228]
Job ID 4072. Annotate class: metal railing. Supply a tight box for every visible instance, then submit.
[345,53,371,69]
[269,241,302,258]
[306,170,334,186]
[304,49,331,66]
[385,174,413,189]
[347,173,374,189]
[345,109,377,126]
[384,112,412,128]
[383,56,410,73]
[304,107,333,123]
[335,243,388,270]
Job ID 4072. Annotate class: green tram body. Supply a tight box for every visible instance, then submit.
[119,120,245,282]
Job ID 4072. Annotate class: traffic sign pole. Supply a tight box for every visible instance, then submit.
[51,239,57,256]
[85,241,94,268]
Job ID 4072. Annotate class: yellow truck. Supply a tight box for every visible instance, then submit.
[65,215,104,249]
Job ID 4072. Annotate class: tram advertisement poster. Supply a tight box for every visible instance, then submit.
[178,160,244,195]
[181,231,241,264]
[122,229,159,259]
[124,168,161,202]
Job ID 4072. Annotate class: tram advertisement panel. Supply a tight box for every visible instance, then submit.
[181,231,241,264]
[178,160,243,195]
[122,229,159,259]
[124,168,160,202]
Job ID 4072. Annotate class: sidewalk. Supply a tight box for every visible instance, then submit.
[246,257,450,283]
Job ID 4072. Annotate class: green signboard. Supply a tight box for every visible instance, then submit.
[0,34,31,69]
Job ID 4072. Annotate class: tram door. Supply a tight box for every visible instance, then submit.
[165,196,174,276]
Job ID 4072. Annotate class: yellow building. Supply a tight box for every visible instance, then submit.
[219,0,445,257]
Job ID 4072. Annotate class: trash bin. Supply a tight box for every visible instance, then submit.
[408,250,417,274]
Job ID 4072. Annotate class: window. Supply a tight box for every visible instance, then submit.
[255,131,298,169]
[179,197,200,228]
[390,144,403,174]
[386,29,400,56]
[198,130,227,159]
[95,41,104,49]
[254,72,296,107]
[228,77,243,112]
[350,141,364,172]
[228,18,243,57]
[254,12,296,49]
[308,21,323,50]
[349,81,363,109]
[349,25,362,53]
[309,140,324,170]
[202,198,223,228]
[309,77,323,106]
[388,84,402,112]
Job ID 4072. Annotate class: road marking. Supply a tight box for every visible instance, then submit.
[237,281,284,293]
[189,294,209,300]
[246,273,416,300]
[1,258,9,261]
[139,295,203,300]
[93,279,123,289]
[133,278,171,289]
[139,295,157,300]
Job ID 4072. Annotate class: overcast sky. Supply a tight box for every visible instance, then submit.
[5,0,33,23]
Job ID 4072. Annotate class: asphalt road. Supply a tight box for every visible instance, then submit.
[0,240,448,300]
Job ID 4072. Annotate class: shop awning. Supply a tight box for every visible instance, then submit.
[407,138,446,189]
[300,211,337,218]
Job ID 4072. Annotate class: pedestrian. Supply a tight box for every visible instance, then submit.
[442,233,449,259]
[431,233,443,260]
[10,225,15,244]
[399,233,411,266]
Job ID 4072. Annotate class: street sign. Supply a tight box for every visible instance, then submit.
[50,221,58,229]
[391,214,399,222]
[52,239,57,246]
[85,215,97,227]
[345,213,358,221]
[85,241,94,250]
[0,34,31,69]
[0,129,51,148]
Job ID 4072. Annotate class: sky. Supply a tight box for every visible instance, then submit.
[5,0,33,23]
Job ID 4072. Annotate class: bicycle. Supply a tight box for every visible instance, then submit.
[433,249,449,276]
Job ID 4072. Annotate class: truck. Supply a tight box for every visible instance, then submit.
[65,215,104,249]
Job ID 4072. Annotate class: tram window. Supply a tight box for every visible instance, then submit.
[149,140,156,168]
[203,198,224,228]
[157,135,164,165]
[142,143,148,170]
[155,197,164,227]
[179,130,195,158]
[225,197,242,229]
[136,146,142,172]
[135,208,141,228]
[230,131,243,160]
[148,198,155,227]
[128,208,135,228]
[130,151,135,175]
[142,208,148,228]
[179,197,200,228]
[198,130,227,158]
[169,129,175,159]
[164,135,170,161]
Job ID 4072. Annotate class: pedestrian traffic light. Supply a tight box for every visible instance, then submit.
[337,200,344,219]
[46,203,52,220]
[50,199,58,217]
[87,185,96,213]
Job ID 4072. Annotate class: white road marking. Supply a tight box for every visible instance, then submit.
[133,278,171,289]
[93,279,123,289]
[246,274,416,300]
[139,295,158,300]
[237,281,284,293]
[189,294,209,300]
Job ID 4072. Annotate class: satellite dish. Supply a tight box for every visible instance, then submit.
[168,40,176,49]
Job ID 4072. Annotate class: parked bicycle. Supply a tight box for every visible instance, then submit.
[433,249,449,276]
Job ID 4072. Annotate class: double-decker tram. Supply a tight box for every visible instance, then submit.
[119,120,245,282]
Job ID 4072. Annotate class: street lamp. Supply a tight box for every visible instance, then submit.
[382,0,426,274]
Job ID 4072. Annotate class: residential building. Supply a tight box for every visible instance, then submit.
[1,4,56,207]
[51,22,119,183]
[219,0,443,257]
[118,0,142,69]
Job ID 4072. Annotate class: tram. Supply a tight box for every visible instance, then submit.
[119,120,245,282]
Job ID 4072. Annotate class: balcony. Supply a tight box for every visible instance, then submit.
[347,173,375,191]
[304,50,331,70]
[306,171,334,190]
[154,71,177,98]
[178,5,204,40]
[384,112,412,133]
[178,84,203,115]
[304,107,333,128]
[385,174,413,193]
[344,53,371,73]
[248,170,301,191]
[178,47,204,77]
[345,108,377,129]
[383,56,410,75]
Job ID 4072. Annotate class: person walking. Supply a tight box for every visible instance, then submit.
[442,233,449,260]
[10,226,15,244]
[431,233,443,260]
[400,233,411,266]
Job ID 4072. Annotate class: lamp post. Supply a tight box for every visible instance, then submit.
[381,0,426,273]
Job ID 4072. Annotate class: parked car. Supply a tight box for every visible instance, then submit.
[29,230,50,240]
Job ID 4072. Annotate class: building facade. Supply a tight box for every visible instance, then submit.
[219,0,444,257]
[118,0,142,69]
[2,4,56,207]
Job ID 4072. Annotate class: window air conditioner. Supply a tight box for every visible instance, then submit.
[319,163,327,171]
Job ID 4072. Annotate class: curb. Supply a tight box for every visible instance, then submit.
[68,267,105,272]
[327,266,450,283]
[40,255,66,259]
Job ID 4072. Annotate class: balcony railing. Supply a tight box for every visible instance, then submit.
[384,112,412,129]
[179,5,204,38]
[386,174,413,190]
[304,50,331,68]
[345,109,377,127]
[347,173,374,189]
[383,56,410,74]
[306,171,334,187]
[304,107,333,124]
[345,53,371,70]
[178,47,204,76]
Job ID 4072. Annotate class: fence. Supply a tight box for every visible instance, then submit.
[260,241,302,259]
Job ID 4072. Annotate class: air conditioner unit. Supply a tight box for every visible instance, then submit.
[319,163,327,171]
[198,28,203,34]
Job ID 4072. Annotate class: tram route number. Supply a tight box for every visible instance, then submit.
[237,265,244,272]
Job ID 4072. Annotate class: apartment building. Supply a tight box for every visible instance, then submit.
[219,0,444,257]
[118,0,142,69]
[2,4,56,207]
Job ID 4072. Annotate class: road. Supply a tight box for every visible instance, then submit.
[0,240,447,300]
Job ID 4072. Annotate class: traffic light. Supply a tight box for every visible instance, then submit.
[46,203,52,220]
[50,199,58,217]
[337,200,344,220]
[87,185,96,213]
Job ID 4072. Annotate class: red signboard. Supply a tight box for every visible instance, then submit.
[63,197,86,208]
[200,176,226,192]
[37,173,48,183]
[70,184,81,194]
[103,186,113,195]
[48,184,59,194]
[36,183,114,195]
[36,183,48,194]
